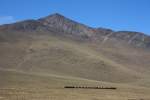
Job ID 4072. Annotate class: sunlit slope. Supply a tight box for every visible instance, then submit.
[0,32,150,86]
[0,69,106,89]
[1,69,150,100]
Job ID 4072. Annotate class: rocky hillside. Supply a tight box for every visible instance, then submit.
[0,13,150,48]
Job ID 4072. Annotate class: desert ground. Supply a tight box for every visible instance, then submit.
[0,70,150,100]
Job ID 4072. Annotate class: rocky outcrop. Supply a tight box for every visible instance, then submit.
[111,31,150,48]
[38,13,95,38]
[0,20,45,31]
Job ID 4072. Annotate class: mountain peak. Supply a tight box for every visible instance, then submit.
[39,13,66,21]
[46,13,65,19]
[38,13,94,38]
[51,13,65,17]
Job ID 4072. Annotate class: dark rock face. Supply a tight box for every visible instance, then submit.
[111,31,150,48]
[0,13,150,48]
[38,13,95,38]
[96,27,114,36]
[0,20,44,31]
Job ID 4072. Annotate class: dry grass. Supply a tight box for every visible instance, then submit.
[0,32,150,99]
[0,70,150,100]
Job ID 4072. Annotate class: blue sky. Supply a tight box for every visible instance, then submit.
[0,0,150,35]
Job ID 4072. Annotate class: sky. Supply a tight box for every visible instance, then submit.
[0,0,150,35]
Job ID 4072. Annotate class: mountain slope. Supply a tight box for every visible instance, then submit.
[0,13,150,88]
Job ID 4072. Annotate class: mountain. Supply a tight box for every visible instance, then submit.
[0,13,150,97]
[1,13,150,48]
[0,12,150,80]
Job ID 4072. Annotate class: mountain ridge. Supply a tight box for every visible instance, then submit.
[0,13,150,48]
